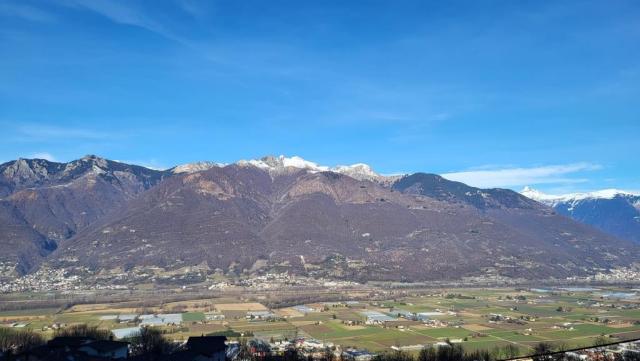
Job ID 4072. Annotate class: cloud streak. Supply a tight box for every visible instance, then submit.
[0,3,56,23]
[29,152,56,161]
[15,124,113,141]
[441,163,602,188]
[60,0,187,45]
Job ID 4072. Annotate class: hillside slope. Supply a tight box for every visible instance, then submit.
[49,165,638,281]
[0,155,168,274]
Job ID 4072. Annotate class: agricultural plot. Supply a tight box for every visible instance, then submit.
[414,327,473,339]
[1,286,639,353]
[182,312,205,322]
[214,303,267,311]
[0,308,60,317]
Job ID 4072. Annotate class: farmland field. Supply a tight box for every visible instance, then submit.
[182,312,205,322]
[1,286,639,356]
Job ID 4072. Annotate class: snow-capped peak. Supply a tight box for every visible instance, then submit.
[521,186,559,202]
[333,163,378,181]
[237,155,382,180]
[172,161,223,174]
[521,186,639,205]
[237,155,329,172]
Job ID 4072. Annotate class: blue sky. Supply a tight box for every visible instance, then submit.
[1,0,638,193]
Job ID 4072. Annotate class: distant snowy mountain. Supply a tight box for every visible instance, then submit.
[159,155,397,181]
[236,155,393,182]
[237,155,329,173]
[522,186,640,244]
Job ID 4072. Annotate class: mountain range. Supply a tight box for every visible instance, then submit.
[522,187,640,245]
[0,155,637,283]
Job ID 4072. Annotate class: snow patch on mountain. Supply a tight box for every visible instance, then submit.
[238,155,329,173]
[172,161,223,174]
[333,163,377,180]
[521,186,639,206]
[520,186,556,202]
[522,186,640,243]
[236,155,387,181]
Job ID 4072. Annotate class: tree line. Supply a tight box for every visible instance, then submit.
[2,324,640,361]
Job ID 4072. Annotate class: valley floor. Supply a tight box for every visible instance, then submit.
[2,285,640,357]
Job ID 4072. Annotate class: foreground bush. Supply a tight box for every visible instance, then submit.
[0,328,44,356]
[127,327,177,359]
[54,324,112,340]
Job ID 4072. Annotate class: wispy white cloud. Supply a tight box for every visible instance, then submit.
[29,152,56,161]
[60,0,184,44]
[15,124,113,141]
[177,0,214,21]
[441,162,602,188]
[386,112,453,144]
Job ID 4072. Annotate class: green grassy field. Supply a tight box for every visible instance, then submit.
[182,312,205,322]
[414,327,472,339]
[0,307,60,317]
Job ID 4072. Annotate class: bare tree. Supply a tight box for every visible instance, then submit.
[532,342,553,361]
[128,327,175,360]
[54,324,112,340]
[0,328,44,356]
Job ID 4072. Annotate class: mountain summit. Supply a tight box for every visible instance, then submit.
[522,187,639,204]
[235,155,388,181]
[522,187,640,244]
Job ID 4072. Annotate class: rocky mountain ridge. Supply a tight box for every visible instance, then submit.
[0,155,168,274]
[0,155,637,282]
